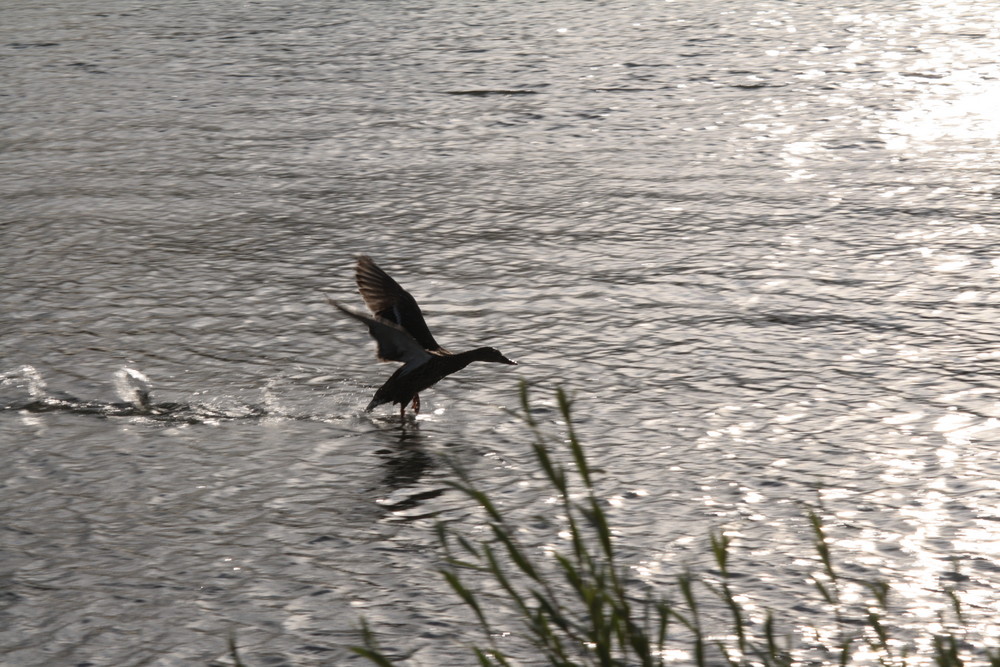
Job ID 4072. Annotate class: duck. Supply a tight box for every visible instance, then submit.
[329,255,516,419]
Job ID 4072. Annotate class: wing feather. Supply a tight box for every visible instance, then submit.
[328,298,431,368]
[355,256,445,352]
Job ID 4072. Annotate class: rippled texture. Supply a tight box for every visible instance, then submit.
[3,1,999,665]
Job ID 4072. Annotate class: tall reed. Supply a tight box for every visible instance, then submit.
[353,384,999,666]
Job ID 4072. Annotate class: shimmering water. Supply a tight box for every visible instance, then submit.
[3,1,999,665]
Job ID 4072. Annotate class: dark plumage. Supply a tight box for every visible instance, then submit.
[330,256,516,419]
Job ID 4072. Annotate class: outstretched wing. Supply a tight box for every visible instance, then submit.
[355,255,446,353]
[328,298,431,368]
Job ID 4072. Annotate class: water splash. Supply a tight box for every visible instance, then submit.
[260,378,284,418]
[1,365,49,399]
[113,367,152,412]
[3,365,270,424]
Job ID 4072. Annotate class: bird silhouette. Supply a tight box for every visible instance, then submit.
[329,256,516,419]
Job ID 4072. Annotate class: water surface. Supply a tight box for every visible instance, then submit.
[3,1,999,664]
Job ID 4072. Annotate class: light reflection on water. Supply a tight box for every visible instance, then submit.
[2,0,1000,664]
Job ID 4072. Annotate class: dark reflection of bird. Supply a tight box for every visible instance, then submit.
[329,255,517,420]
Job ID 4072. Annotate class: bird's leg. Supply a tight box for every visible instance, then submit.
[400,403,406,421]
[411,394,420,414]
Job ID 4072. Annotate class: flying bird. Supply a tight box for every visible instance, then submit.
[329,256,516,419]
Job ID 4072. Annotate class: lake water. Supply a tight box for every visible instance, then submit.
[2,1,999,665]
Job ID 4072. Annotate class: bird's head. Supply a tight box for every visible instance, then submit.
[474,347,517,365]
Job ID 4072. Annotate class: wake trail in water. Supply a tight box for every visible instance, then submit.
[2,365,271,424]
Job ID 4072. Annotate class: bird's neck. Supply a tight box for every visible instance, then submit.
[446,347,496,370]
